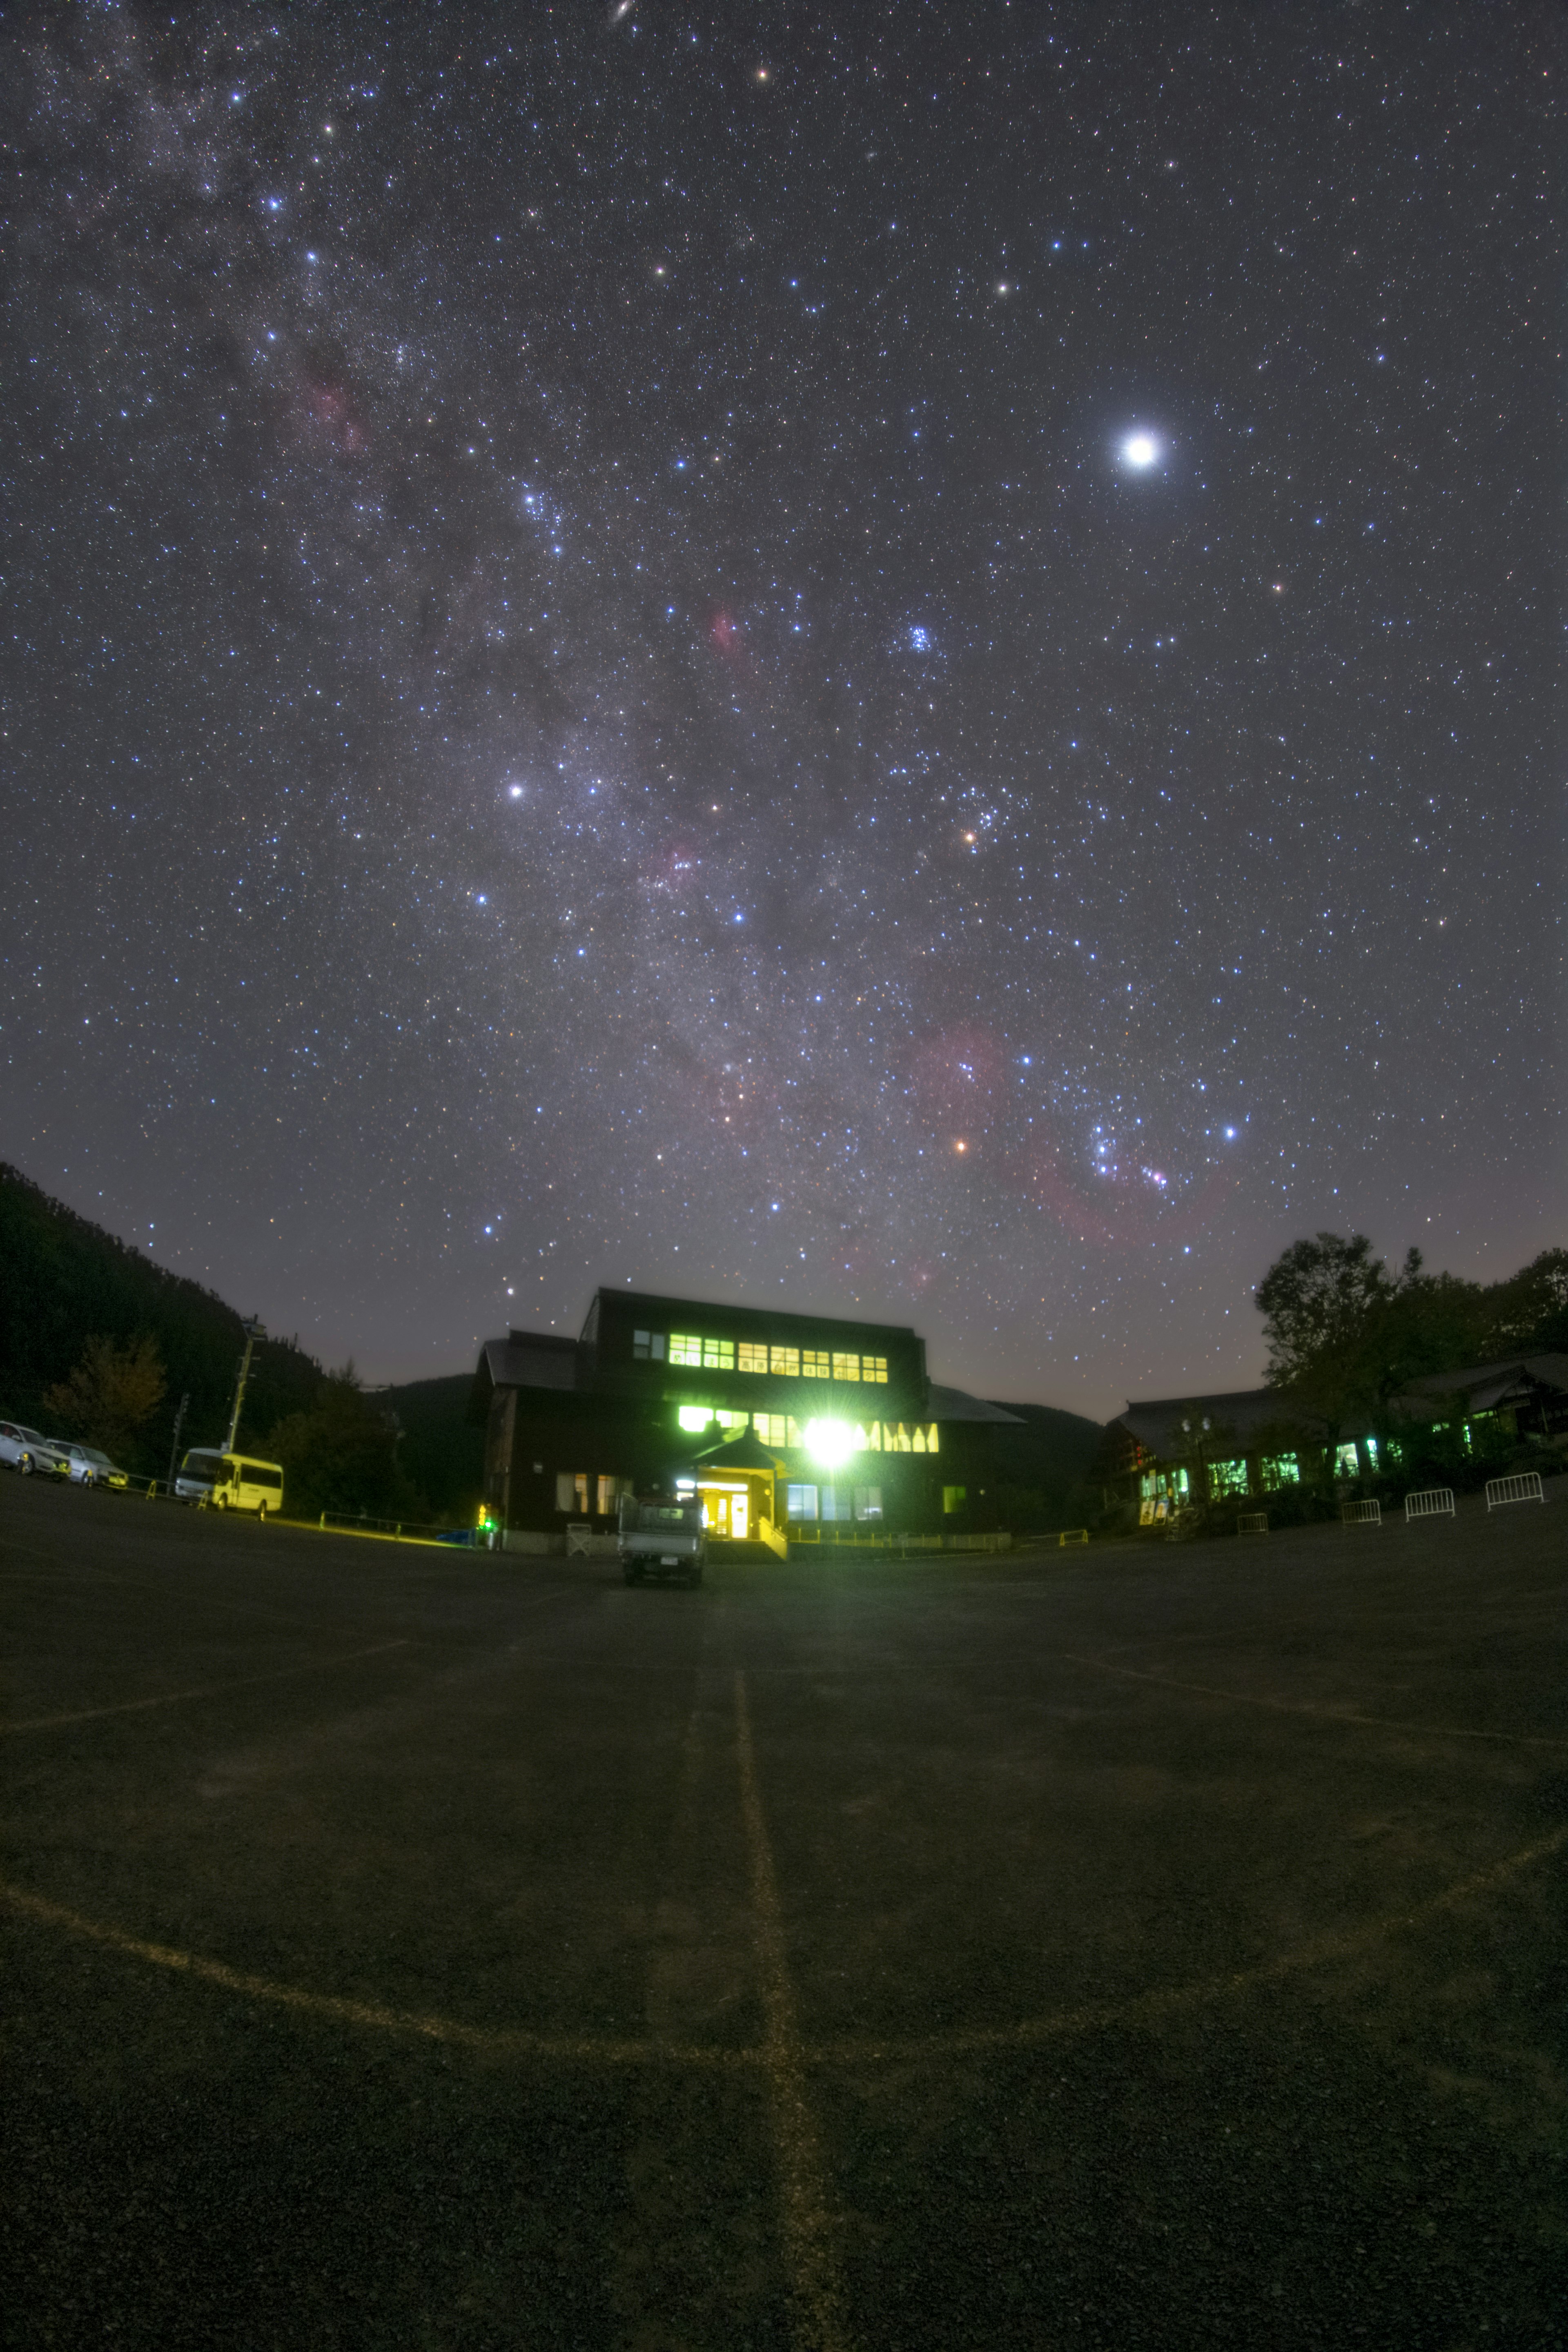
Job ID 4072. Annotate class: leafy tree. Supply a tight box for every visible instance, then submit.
[1256,1234,1411,1434]
[42,1334,167,1466]
[267,1365,424,1522]
[1477,1249,1568,1356]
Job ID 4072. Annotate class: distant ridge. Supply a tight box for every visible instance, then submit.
[0,1160,321,1461]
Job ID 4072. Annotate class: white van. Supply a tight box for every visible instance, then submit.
[177,1450,285,1518]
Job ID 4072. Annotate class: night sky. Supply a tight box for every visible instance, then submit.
[3,4,1557,1417]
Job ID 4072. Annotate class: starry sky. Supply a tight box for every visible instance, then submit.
[2,3,1558,1419]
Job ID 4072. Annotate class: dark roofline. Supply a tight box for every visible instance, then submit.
[593,1285,922,1344]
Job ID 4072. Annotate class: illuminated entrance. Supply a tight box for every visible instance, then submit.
[683,1428,786,1552]
[693,1477,752,1540]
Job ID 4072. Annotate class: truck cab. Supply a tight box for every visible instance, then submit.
[617,1491,706,1587]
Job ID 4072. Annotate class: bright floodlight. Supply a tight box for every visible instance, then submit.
[1123,433,1158,468]
[804,1418,855,1470]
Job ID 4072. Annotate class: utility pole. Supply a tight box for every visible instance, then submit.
[224,1320,265,1453]
[166,1392,190,1490]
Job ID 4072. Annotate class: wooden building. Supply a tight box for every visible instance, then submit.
[469,1287,1021,1551]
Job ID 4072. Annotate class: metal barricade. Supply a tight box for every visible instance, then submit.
[1485,1472,1545,1511]
[1237,1512,1269,1535]
[1404,1487,1454,1523]
[1341,1499,1382,1527]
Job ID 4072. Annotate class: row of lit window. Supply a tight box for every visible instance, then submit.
[676,1405,939,1453]
[557,1473,632,1516]
[635,1329,889,1382]
[786,1482,969,1521]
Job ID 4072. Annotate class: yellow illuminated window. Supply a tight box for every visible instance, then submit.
[677,1405,715,1432]
[770,1345,800,1377]
[702,1337,735,1370]
[669,1333,702,1367]
[942,1485,966,1514]
[862,1356,888,1384]
[908,1423,940,1454]
[854,1423,880,1451]
[753,1413,789,1447]
[802,1349,830,1379]
[737,1341,768,1374]
[832,1352,860,1382]
[719,1410,749,1435]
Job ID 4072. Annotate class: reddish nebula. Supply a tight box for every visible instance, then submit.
[1012,1141,1238,1252]
[298,372,368,456]
[639,840,701,892]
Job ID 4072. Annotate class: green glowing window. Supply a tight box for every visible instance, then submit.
[669,1333,702,1367]
[1334,1442,1360,1477]
[1207,1459,1249,1498]
[737,1341,768,1374]
[770,1345,800,1377]
[702,1337,735,1370]
[831,1352,860,1382]
[861,1356,888,1384]
[802,1349,830,1379]
[942,1485,966,1515]
[1261,1454,1300,1489]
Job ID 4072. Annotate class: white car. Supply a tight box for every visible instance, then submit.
[58,1442,130,1491]
[0,1421,73,1479]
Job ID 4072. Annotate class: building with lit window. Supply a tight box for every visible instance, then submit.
[1102,1388,1343,1525]
[469,1287,1021,1550]
[1105,1355,1568,1524]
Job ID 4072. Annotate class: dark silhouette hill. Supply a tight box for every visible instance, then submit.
[0,1160,321,1468]
[374,1373,485,1528]
[984,1397,1105,1528]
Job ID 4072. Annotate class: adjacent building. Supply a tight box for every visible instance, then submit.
[1105,1353,1568,1524]
[469,1287,1021,1550]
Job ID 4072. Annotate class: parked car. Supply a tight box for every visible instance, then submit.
[59,1442,130,1491]
[0,1421,73,1479]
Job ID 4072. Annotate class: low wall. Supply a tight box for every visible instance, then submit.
[501,1528,620,1558]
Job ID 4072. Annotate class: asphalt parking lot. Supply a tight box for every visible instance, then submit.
[3,1478,1565,2351]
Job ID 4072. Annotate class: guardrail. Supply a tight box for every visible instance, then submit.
[784,1527,1013,1555]
[317,1511,482,1545]
[1404,1487,1455,1523]
[1485,1472,1545,1511]
[1341,1499,1382,1527]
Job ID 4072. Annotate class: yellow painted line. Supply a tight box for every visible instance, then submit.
[1064,1652,1568,1749]
[0,1640,416,1735]
[5,1814,1561,2107]
[0,1879,751,2070]
[817,1822,1568,2064]
[734,1669,855,2352]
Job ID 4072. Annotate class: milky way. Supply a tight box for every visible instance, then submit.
[2,6,1556,1411]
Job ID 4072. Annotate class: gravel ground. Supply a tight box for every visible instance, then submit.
[2,1474,1564,2351]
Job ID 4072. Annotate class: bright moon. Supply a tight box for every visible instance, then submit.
[1123,432,1158,468]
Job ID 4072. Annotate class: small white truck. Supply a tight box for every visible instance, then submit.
[617,1492,706,1587]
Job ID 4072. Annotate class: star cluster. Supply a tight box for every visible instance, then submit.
[1,6,1555,1410]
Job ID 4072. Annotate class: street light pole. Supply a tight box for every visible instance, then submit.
[223,1320,265,1453]
[166,1392,190,1490]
